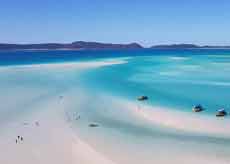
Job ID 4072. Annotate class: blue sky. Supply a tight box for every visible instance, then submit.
[0,0,230,46]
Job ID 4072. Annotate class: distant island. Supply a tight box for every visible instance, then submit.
[151,44,199,49]
[0,42,230,50]
[150,44,230,49]
[0,41,143,50]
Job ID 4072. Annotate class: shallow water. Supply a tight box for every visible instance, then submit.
[79,54,230,115]
[1,49,230,163]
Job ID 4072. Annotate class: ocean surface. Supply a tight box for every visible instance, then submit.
[1,49,230,114]
[1,49,230,163]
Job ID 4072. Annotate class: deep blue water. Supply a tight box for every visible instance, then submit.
[1,49,230,66]
[1,49,230,115]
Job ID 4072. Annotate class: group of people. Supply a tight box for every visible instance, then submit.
[16,136,23,144]
[15,121,40,144]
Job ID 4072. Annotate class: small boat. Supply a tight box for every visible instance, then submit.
[89,123,99,127]
[137,96,148,101]
[216,109,227,117]
[192,104,204,112]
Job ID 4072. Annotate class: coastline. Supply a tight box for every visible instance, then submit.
[0,93,116,164]
[2,92,229,164]
[0,60,127,164]
[1,59,230,164]
[121,98,230,138]
[0,59,128,71]
[67,93,230,164]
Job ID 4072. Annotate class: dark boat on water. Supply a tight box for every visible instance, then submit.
[89,123,99,127]
[137,96,148,101]
[216,109,227,117]
[192,104,204,112]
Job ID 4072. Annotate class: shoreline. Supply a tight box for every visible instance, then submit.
[0,90,116,164]
[1,58,230,164]
[0,59,128,69]
[66,93,230,164]
[120,98,230,138]
[2,92,229,164]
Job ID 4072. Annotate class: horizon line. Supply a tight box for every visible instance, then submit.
[1,41,230,48]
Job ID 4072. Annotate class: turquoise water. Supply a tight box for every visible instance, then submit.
[66,52,230,163]
[1,49,230,115]
[79,54,230,115]
[1,49,230,163]
[1,49,230,65]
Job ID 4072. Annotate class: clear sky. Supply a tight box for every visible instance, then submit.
[0,0,230,46]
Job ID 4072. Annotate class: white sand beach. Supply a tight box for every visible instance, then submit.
[122,99,230,138]
[0,61,125,164]
[0,59,128,72]
[0,92,116,164]
[1,59,230,164]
